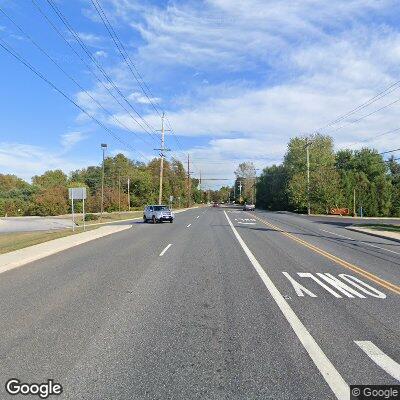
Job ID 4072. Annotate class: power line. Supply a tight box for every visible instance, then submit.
[31,0,157,144]
[0,36,148,161]
[90,0,162,118]
[345,126,400,148]
[0,5,154,150]
[324,96,400,135]
[380,148,400,155]
[45,0,159,141]
[88,0,196,173]
[315,80,400,133]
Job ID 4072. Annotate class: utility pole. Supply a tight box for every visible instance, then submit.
[306,138,311,216]
[187,154,192,207]
[353,188,356,217]
[127,178,130,211]
[100,143,107,221]
[155,112,170,205]
[118,172,121,213]
[239,181,243,202]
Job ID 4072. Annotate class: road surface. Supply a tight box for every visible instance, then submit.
[0,206,398,399]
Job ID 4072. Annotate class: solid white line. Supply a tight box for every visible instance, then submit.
[186,224,191,228]
[196,216,200,219]
[320,229,400,255]
[159,243,172,257]
[355,341,400,381]
[224,211,349,399]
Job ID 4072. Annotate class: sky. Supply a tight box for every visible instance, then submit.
[1,0,400,188]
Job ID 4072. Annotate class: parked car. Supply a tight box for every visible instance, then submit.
[243,203,255,211]
[143,205,174,223]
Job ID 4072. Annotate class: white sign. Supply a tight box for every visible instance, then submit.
[69,187,87,200]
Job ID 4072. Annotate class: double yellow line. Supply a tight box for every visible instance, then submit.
[250,213,400,295]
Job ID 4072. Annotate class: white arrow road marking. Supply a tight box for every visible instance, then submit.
[355,341,400,381]
[159,244,172,257]
[320,229,400,255]
[186,224,191,228]
[224,211,349,400]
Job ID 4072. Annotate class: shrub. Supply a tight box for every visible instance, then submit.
[84,213,99,221]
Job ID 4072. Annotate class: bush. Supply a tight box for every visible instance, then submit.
[84,213,99,221]
[30,187,68,216]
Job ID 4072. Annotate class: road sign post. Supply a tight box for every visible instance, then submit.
[69,188,87,232]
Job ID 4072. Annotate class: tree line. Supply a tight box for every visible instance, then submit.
[256,134,400,217]
[0,154,203,216]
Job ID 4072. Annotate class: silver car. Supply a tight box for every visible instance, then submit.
[243,204,255,211]
[143,205,174,223]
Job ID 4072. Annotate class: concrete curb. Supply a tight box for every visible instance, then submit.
[346,226,400,244]
[311,213,400,221]
[0,225,132,275]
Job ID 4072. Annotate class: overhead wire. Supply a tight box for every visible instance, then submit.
[0,5,154,151]
[0,36,148,161]
[90,0,162,118]
[88,0,202,174]
[45,0,159,141]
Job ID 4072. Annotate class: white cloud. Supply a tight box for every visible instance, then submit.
[76,32,104,46]
[61,132,87,150]
[94,50,108,58]
[76,0,400,184]
[0,143,88,182]
[128,91,161,104]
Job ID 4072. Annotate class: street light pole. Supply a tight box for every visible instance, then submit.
[100,143,107,221]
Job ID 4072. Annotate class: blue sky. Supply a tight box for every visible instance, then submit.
[1,0,400,187]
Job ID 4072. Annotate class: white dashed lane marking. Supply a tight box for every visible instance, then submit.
[159,244,172,257]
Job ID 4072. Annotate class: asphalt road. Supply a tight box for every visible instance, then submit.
[0,206,398,399]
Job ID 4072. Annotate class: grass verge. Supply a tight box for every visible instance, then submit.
[362,224,400,233]
[0,226,98,254]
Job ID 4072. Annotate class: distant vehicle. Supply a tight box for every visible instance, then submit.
[243,204,255,211]
[212,202,220,207]
[143,205,174,223]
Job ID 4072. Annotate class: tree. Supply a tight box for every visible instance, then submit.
[30,187,68,216]
[256,165,289,210]
[0,174,29,192]
[284,134,341,213]
[234,162,257,203]
[32,170,67,188]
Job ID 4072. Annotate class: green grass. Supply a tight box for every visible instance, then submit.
[362,224,400,233]
[75,211,143,226]
[0,226,98,254]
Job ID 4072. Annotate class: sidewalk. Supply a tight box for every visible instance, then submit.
[346,226,400,243]
[0,224,131,275]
